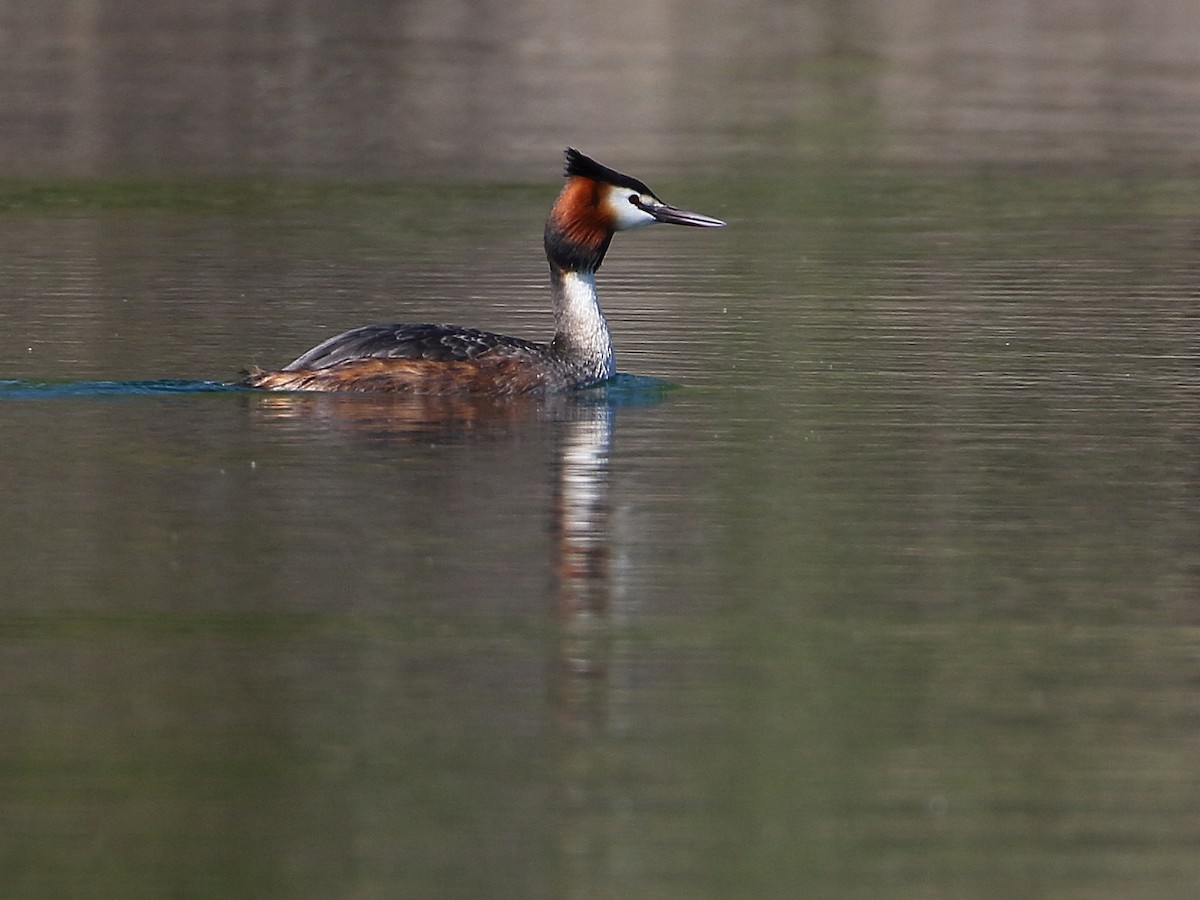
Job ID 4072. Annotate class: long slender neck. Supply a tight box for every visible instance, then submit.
[548,263,613,379]
[544,192,616,379]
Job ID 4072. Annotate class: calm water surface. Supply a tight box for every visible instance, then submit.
[3,3,1200,898]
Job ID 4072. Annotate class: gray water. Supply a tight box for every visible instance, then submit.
[2,2,1200,898]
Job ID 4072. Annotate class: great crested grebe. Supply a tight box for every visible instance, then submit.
[241,148,725,395]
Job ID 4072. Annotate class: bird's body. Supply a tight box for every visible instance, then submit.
[241,149,724,395]
[246,324,579,394]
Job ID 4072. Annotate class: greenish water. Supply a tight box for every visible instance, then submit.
[2,165,1197,900]
[3,2,1200,897]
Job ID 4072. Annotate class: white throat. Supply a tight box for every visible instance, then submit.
[552,269,614,378]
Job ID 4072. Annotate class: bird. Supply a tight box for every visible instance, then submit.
[240,148,725,395]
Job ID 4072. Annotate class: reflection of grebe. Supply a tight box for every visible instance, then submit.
[241,149,724,395]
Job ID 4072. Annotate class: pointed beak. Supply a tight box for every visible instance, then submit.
[634,198,726,228]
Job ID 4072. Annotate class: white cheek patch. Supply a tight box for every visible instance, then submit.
[608,190,659,231]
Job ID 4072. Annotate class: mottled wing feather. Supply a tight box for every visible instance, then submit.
[282,323,548,371]
[245,356,562,395]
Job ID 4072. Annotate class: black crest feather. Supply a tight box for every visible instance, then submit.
[563,148,653,196]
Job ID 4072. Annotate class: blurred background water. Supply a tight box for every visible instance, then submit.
[1,2,1199,898]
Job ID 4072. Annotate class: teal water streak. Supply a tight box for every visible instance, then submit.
[0,379,237,398]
